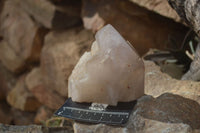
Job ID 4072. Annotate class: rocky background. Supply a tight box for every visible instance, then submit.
[0,0,200,133]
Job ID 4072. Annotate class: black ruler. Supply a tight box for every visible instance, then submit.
[55,98,137,126]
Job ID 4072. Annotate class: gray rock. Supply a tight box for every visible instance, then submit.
[18,0,81,29]
[130,0,181,22]
[74,115,194,133]
[0,124,42,133]
[0,124,73,133]
[134,93,200,129]
[73,93,200,133]
[144,61,200,105]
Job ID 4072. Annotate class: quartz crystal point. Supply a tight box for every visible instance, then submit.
[68,24,144,105]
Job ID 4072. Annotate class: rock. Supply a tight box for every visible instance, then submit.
[0,124,73,133]
[135,93,200,129]
[144,61,200,105]
[0,61,16,100]
[0,124,43,133]
[73,93,200,132]
[168,0,200,37]
[10,108,36,125]
[25,67,43,90]
[0,101,12,124]
[0,0,47,72]
[41,27,93,97]
[69,24,144,105]
[7,76,41,111]
[182,44,200,80]
[130,0,181,22]
[18,0,81,29]
[82,12,105,32]
[0,40,24,72]
[34,106,53,124]
[25,67,65,110]
[168,0,200,81]
[74,117,193,133]
[29,85,65,110]
[82,0,189,55]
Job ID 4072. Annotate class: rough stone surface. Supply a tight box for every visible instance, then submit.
[18,0,81,29]
[131,0,181,22]
[135,93,200,129]
[168,0,200,37]
[7,76,41,111]
[41,27,93,97]
[25,68,65,110]
[145,61,200,105]
[0,124,73,133]
[25,67,43,91]
[74,117,193,133]
[69,24,144,105]
[82,0,189,55]
[0,0,46,72]
[73,93,200,132]
[0,124,42,133]
[168,0,200,84]
[0,40,24,72]
[0,61,16,100]
[167,0,200,81]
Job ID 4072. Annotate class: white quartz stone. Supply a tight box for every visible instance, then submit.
[68,24,144,105]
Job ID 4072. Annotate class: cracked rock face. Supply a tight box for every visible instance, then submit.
[68,24,144,105]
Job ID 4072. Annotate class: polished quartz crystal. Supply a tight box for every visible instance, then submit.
[68,24,144,105]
